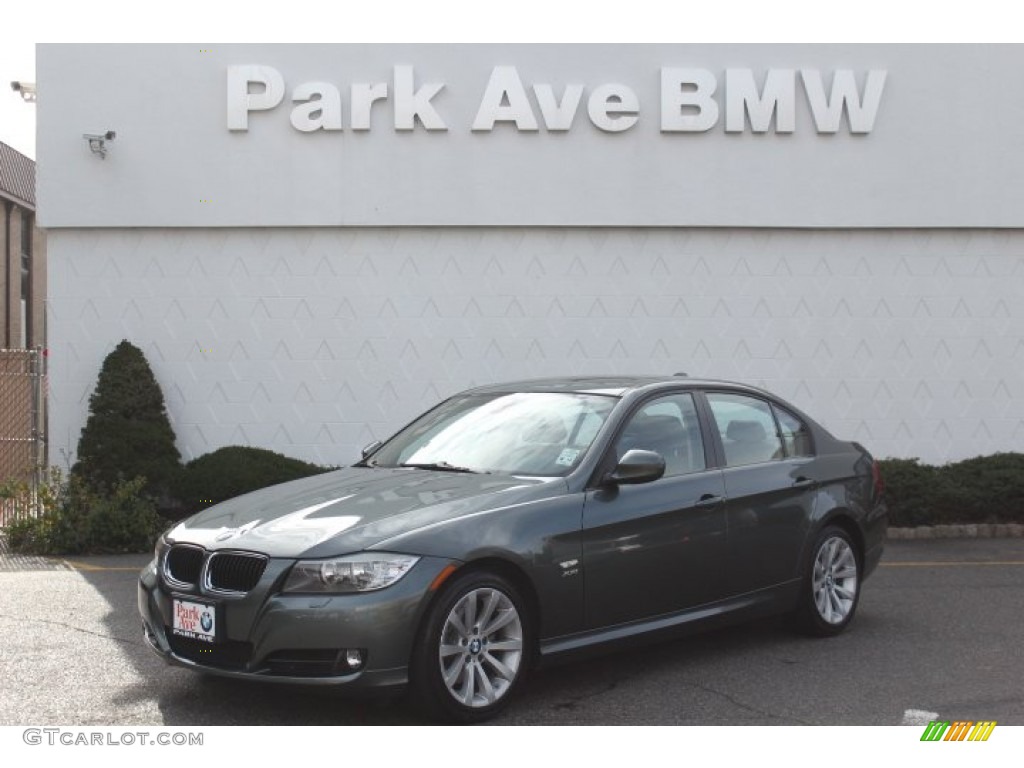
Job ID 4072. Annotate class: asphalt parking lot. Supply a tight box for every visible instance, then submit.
[0,538,1021,726]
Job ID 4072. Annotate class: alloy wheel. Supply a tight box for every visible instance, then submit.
[812,535,859,624]
[438,587,524,708]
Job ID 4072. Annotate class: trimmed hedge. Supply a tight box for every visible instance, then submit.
[173,446,329,518]
[72,341,181,508]
[879,453,1024,527]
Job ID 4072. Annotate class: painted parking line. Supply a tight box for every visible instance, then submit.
[880,561,1024,567]
[63,560,145,572]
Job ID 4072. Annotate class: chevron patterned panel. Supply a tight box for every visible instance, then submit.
[46,228,1024,466]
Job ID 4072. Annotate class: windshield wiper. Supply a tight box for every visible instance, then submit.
[399,461,487,474]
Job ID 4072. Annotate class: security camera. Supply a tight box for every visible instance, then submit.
[10,81,36,102]
[83,131,116,159]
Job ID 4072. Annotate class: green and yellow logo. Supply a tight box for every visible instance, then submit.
[920,721,996,742]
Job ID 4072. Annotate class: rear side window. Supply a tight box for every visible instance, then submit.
[773,405,814,457]
[706,393,784,467]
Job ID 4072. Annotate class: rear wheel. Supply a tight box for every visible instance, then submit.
[795,526,861,636]
[410,570,530,723]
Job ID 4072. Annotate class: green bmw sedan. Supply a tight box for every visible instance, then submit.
[139,375,887,722]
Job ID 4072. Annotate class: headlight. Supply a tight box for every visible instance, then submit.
[283,552,420,594]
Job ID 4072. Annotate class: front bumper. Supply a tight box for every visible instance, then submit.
[137,553,454,691]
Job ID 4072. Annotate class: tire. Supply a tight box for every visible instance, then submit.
[795,525,861,637]
[410,570,531,723]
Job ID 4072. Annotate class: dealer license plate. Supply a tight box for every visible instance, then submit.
[171,598,218,643]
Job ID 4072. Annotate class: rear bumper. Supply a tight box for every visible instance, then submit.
[862,499,889,580]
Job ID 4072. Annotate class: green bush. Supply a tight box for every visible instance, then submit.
[879,453,1024,527]
[72,340,181,508]
[84,477,168,553]
[173,446,329,518]
[4,472,165,555]
[876,458,943,527]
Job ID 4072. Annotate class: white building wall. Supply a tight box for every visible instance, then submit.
[47,227,1024,467]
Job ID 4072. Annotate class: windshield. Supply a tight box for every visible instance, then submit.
[367,392,618,476]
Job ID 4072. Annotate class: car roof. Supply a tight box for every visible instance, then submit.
[462,375,770,398]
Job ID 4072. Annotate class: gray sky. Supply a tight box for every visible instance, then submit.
[0,2,1007,162]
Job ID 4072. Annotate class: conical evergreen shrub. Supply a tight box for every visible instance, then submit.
[73,340,181,503]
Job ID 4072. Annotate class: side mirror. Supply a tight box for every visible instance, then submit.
[606,449,666,485]
[361,440,383,459]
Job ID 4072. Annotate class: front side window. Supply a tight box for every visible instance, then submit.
[615,393,706,477]
[707,392,784,467]
[369,392,618,476]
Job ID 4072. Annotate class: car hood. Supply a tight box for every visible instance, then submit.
[166,467,561,558]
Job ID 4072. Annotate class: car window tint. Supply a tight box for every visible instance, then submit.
[707,393,784,467]
[615,393,706,477]
[773,405,813,457]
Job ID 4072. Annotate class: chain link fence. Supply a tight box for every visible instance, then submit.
[0,347,47,526]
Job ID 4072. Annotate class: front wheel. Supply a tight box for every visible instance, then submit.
[795,526,861,637]
[410,570,531,723]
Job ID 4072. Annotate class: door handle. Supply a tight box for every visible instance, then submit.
[694,494,724,509]
[792,476,816,488]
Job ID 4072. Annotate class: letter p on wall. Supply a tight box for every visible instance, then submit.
[227,65,285,130]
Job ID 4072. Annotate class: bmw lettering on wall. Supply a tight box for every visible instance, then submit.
[139,376,888,722]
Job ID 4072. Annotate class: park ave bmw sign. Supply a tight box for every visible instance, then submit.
[227,65,887,135]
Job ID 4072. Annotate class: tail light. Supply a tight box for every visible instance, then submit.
[871,459,885,497]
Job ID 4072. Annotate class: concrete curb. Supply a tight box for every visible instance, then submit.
[887,523,1024,540]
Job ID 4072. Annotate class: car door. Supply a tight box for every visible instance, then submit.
[704,391,818,597]
[581,392,728,629]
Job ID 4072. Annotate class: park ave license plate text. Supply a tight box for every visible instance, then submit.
[172,598,216,643]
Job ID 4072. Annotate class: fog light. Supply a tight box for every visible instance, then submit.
[345,649,364,669]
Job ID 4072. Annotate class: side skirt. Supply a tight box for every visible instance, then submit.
[538,581,800,664]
